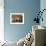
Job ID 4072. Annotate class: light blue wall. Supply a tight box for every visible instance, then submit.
[40,0,46,27]
[4,0,40,42]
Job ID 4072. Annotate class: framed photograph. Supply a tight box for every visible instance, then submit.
[10,13,24,24]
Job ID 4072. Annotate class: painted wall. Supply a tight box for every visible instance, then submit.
[4,0,40,42]
[40,0,46,27]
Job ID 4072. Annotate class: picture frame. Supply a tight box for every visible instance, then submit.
[10,13,24,24]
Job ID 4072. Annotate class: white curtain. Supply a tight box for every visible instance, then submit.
[0,0,4,42]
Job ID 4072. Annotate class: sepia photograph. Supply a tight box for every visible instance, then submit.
[10,13,24,24]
